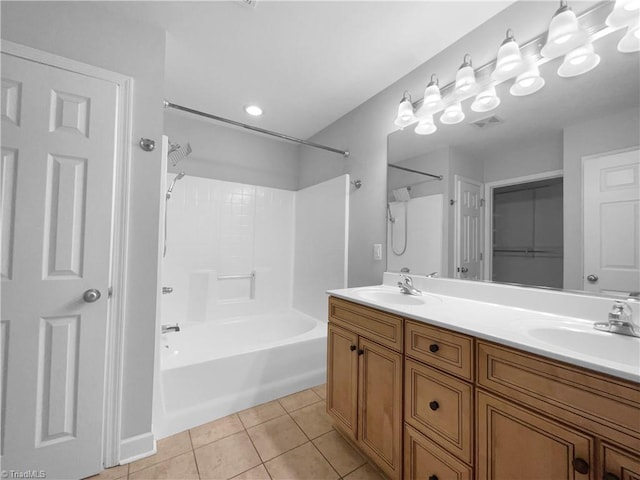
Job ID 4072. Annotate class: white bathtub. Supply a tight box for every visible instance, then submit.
[155,310,327,439]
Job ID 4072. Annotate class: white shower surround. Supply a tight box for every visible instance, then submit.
[156,174,349,438]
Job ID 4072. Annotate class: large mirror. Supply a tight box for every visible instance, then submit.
[387,9,640,296]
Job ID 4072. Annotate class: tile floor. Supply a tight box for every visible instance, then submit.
[90,385,386,480]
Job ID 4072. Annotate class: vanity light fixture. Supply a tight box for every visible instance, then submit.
[541,1,588,59]
[414,114,437,135]
[557,41,601,77]
[606,0,640,29]
[422,75,444,113]
[394,91,417,128]
[471,86,501,112]
[455,54,477,94]
[492,29,525,81]
[618,18,640,53]
[440,102,465,125]
[510,63,545,96]
[244,104,263,116]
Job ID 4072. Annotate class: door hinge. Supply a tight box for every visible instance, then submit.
[108,287,113,298]
[450,199,456,205]
[480,198,485,207]
[480,252,483,261]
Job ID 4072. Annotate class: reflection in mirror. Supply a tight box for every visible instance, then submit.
[387,18,640,297]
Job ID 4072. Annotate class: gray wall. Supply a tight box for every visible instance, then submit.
[1,0,166,448]
[563,107,640,290]
[165,113,301,190]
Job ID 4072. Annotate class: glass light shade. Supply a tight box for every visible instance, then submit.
[455,55,476,94]
[440,102,465,125]
[510,64,545,96]
[394,96,416,128]
[471,86,501,112]
[415,114,437,135]
[492,35,525,81]
[422,83,444,113]
[541,6,589,59]
[606,0,640,28]
[557,42,600,77]
[618,18,640,52]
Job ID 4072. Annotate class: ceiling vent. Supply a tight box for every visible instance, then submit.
[471,115,503,129]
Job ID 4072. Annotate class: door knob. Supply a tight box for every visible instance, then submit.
[83,288,101,303]
[587,274,598,282]
[459,266,468,273]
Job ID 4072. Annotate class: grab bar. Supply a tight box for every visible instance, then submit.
[217,271,256,300]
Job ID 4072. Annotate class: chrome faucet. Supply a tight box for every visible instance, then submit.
[594,300,640,337]
[398,275,422,296]
[162,324,180,334]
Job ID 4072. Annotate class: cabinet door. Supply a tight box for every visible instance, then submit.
[600,443,640,480]
[477,391,594,480]
[359,337,403,480]
[327,323,359,440]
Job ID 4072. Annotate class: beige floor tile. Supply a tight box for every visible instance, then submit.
[290,401,333,439]
[342,463,385,480]
[312,384,326,400]
[190,413,244,448]
[85,463,129,480]
[230,464,271,480]
[238,400,287,429]
[278,389,321,412]
[247,415,308,461]
[129,451,199,480]
[312,430,366,476]
[195,431,261,480]
[265,442,338,480]
[129,431,192,473]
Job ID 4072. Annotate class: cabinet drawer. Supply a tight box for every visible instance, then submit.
[404,424,473,480]
[477,341,640,451]
[405,320,474,381]
[405,359,473,465]
[329,296,403,352]
[600,443,640,480]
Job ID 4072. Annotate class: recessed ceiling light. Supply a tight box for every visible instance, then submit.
[244,105,263,116]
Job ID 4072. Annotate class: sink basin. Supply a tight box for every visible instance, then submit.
[353,287,441,306]
[528,327,640,367]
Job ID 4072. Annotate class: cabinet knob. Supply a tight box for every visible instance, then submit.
[428,475,439,480]
[429,344,439,353]
[350,345,356,351]
[572,458,589,475]
[603,474,620,480]
[429,401,440,411]
[358,349,364,355]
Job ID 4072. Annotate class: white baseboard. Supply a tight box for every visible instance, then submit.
[119,432,156,465]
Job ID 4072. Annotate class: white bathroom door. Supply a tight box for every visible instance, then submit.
[455,176,483,280]
[583,148,640,294]
[1,52,118,478]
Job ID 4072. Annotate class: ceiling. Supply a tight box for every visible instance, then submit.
[97,1,516,139]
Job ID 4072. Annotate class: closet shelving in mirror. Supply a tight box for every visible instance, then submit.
[393,0,639,136]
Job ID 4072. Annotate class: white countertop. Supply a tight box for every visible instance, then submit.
[328,276,640,383]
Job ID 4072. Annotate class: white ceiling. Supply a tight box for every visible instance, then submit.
[98,1,516,139]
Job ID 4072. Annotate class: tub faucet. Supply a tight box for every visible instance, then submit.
[398,275,422,296]
[162,324,180,334]
[594,301,640,337]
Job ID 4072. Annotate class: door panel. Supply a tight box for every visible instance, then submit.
[583,149,640,294]
[1,52,118,478]
[456,177,483,280]
[326,323,358,440]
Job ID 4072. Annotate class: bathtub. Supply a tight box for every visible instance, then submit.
[154,310,327,439]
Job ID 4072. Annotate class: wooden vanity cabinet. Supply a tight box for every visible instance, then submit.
[600,443,640,480]
[327,297,403,480]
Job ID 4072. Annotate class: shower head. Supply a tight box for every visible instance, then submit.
[167,142,192,167]
[166,172,186,199]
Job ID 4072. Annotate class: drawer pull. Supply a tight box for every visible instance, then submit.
[429,343,439,353]
[429,401,440,411]
[358,349,364,355]
[572,458,589,475]
[603,474,620,480]
[428,476,439,480]
[350,345,356,351]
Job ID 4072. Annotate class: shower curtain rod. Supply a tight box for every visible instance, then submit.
[388,163,443,180]
[164,100,350,157]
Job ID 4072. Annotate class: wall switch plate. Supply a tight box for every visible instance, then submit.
[373,243,382,261]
